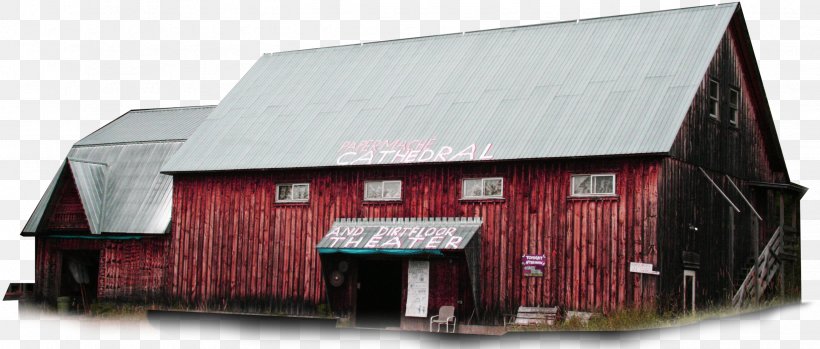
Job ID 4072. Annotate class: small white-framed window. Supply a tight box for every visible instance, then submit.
[364,180,402,201]
[708,78,720,119]
[729,87,740,126]
[462,177,503,199]
[571,174,616,196]
[276,183,310,203]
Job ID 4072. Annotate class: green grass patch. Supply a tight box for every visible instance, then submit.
[88,302,148,320]
[508,297,799,332]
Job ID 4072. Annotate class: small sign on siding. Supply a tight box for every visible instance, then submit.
[405,260,430,317]
[522,255,546,277]
[629,262,660,275]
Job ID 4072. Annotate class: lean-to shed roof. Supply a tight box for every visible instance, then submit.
[162,4,739,173]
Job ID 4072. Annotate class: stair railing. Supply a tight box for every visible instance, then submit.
[732,226,783,308]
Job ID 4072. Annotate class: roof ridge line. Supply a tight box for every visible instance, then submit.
[74,105,214,147]
[73,139,187,148]
[127,105,217,114]
[67,158,109,167]
[261,2,738,57]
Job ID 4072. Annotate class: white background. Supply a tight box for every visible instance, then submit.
[0,0,818,347]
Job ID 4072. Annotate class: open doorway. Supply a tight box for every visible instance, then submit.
[683,269,696,314]
[355,259,402,328]
[59,250,100,313]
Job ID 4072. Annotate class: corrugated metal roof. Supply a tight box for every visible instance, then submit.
[65,142,181,234]
[68,159,107,234]
[23,106,211,235]
[24,142,182,235]
[162,4,738,173]
[75,106,214,146]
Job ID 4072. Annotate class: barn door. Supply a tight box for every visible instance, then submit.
[59,249,100,313]
[355,258,402,328]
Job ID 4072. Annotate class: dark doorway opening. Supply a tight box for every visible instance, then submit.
[59,250,100,313]
[355,258,402,328]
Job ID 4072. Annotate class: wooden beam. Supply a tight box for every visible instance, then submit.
[698,167,740,213]
[725,176,763,221]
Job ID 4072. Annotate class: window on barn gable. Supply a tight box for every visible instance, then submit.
[729,87,740,127]
[276,183,310,203]
[462,177,503,199]
[364,180,402,201]
[708,78,720,119]
[571,174,615,197]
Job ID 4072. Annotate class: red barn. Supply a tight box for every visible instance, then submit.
[17,3,806,331]
[19,106,212,309]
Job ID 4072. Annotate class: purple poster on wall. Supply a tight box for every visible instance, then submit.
[522,255,546,277]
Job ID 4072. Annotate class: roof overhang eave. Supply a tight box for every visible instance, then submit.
[748,181,809,199]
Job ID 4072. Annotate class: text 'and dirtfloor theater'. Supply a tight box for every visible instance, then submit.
[6,3,807,333]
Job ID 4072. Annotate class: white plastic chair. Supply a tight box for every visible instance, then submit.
[429,306,457,333]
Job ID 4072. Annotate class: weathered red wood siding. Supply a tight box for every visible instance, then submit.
[657,160,747,309]
[98,238,169,301]
[169,157,660,318]
[658,15,796,310]
[33,166,170,304]
[34,237,169,302]
[398,256,473,330]
[669,16,787,184]
[44,167,90,231]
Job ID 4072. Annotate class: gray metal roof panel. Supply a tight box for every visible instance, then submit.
[75,106,214,146]
[68,160,107,234]
[65,142,182,234]
[162,4,738,172]
[24,105,210,235]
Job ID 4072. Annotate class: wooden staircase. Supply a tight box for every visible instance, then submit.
[732,226,783,308]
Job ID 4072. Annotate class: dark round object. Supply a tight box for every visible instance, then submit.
[338,261,349,273]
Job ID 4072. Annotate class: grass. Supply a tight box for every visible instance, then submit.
[564,307,667,331]
[35,294,799,332]
[508,297,798,332]
[88,302,149,320]
[31,298,335,322]
[503,307,671,332]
